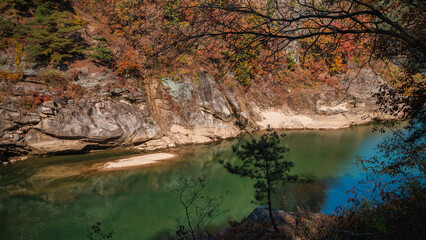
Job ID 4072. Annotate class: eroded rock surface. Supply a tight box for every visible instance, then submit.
[0,70,393,162]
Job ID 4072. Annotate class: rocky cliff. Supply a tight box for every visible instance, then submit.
[0,65,390,163]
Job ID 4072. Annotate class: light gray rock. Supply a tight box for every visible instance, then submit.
[152,72,240,142]
[195,72,232,119]
[26,99,161,153]
[342,68,384,100]
[12,134,21,141]
[75,69,119,88]
[11,82,50,96]
[0,120,18,133]
[16,115,42,125]
[22,68,38,77]
[37,107,54,115]
[43,101,57,109]
[24,129,88,154]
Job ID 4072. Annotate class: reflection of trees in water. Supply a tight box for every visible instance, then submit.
[272,178,327,213]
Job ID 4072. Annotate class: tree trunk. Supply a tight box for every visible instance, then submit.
[267,179,278,231]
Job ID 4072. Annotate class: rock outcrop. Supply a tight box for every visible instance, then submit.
[0,69,392,163]
[247,206,325,228]
[215,206,329,240]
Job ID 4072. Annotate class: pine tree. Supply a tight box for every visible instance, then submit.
[220,129,304,231]
[26,2,83,66]
[87,36,114,66]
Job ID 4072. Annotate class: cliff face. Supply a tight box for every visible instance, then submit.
[0,66,390,163]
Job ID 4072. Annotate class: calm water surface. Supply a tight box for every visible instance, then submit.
[0,125,388,239]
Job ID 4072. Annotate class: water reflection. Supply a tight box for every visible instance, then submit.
[0,124,386,240]
[271,179,328,213]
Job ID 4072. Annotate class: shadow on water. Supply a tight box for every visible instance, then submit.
[0,124,388,239]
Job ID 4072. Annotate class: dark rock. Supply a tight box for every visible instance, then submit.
[0,137,31,161]
[216,207,328,240]
[54,97,66,107]
[248,206,293,226]
[112,88,124,96]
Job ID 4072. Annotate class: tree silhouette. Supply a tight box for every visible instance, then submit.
[220,129,305,231]
[173,0,425,70]
[170,176,228,239]
[171,0,425,115]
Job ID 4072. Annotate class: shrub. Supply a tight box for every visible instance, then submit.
[62,83,86,100]
[117,50,141,77]
[0,70,21,82]
[37,69,66,86]
[0,18,27,39]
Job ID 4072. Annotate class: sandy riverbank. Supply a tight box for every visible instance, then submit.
[101,153,176,170]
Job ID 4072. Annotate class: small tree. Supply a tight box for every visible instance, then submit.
[220,128,303,231]
[87,36,114,66]
[170,176,228,240]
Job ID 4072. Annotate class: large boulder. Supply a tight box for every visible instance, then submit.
[24,99,161,154]
[24,129,88,154]
[246,206,327,238]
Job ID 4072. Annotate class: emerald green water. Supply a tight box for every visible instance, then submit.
[0,125,387,239]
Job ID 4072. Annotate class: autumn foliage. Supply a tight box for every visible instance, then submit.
[117,50,141,78]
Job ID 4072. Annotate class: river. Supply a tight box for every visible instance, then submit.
[0,124,389,239]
